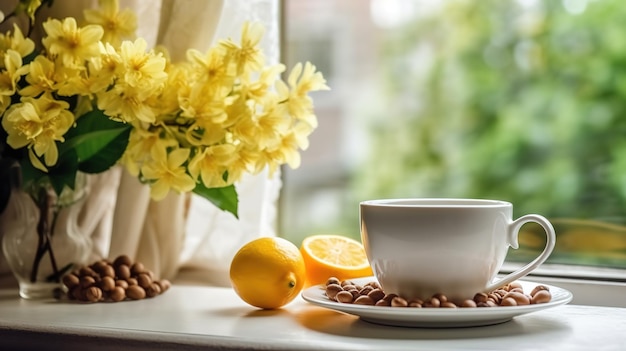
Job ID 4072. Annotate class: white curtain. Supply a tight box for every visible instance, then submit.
[0,0,281,288]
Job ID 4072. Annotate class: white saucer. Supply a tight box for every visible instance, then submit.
[301,277,573,328]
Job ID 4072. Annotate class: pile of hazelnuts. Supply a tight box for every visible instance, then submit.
[324,277,552,308]
[62,254,171,303]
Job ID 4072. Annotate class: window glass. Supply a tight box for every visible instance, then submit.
[280,0,626,270]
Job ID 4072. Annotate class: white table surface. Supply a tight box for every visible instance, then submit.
[0,284,625,351]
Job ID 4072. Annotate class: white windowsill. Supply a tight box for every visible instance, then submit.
[2,284,626,350]
[501,262,626,308]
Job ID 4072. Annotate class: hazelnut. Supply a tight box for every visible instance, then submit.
[500,297,518,306]
[80,276,96,289]
[100,265,115,278]
[115,279,129,289]
[145,283,162,298]
[375,299,391,306]
[85,287,103,302]
[126,285,146,300]
[109,287,126,302]
[354,295,374,305]
[391,296,408,307]
[502,291,530,306]
[531,285,550,297]
[367,288,385,302]
[113,255,133,268]
[130,262,145,275]
[325,284,343,300]
[531,290,552,304]
[115,264,131,280]
[99,276,116,292]
[326,277,340,286]
[62,273,80,289]
[137,273,152,289]
[156,279,171,292]
[461,299,477,308]
[336,291,354,303]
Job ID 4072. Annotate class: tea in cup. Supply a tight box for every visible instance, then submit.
[359,198,556,302]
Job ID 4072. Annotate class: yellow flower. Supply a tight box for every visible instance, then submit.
[149,60,187,116]
[141,146,196,200]
[227,148,259,181]
[184,119,229,147]
[84,0,137,48]
[251,121,312,175]
[20,55,57,97]
[82,42,122,96]
[188,144,237,187]
[253,147,287,176]
[0,50,28,113]
[179,83,231,125]
[187,46,235,85]
[220,21,265,76]
[289,62,329,96]
[234,101,289,151]
[118,38,167,99]
[97,86,157,123]
[269,131,302,171]
[121,127,177,176]
[1,94,74,170]
[247,64,285,101]
[92,39,167,123]
[0,24,35,68]
[289,120,314,151]
[42,17,103,68]
[55,65,94,97]
[277,62,329,128]
[0,27,33,109]
[92,40,166,123]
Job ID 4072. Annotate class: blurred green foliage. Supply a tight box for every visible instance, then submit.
[350,0,626,267]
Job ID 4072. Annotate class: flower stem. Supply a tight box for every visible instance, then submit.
[46,209,61,282]
[30,189,48,283]
[29,187,60,283]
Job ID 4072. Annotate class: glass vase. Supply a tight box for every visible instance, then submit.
[0,176,92,299]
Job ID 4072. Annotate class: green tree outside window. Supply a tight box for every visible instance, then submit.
[352,0,626,268]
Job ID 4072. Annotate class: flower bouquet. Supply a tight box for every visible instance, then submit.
[0,0,327,296]
[0,0,328,216]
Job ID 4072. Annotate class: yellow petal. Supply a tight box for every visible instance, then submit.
[167,148,190,169]
[28,149,48,172]
[81,24,105,44]
[150,180,170,201]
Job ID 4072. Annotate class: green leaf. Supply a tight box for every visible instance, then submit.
[16,147,78,197]
[60,109,131,174]
[76,127,131,173]
[48,150,78,195]
[192,183,239,218]
[19,156,48,188]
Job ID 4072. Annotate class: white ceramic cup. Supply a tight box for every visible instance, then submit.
[359,198,556,302]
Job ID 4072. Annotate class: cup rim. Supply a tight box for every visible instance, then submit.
[360,198,511,208]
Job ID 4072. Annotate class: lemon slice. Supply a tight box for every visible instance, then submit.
[300,234,373,287]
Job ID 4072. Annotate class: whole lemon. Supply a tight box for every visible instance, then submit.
[229,237,306,309]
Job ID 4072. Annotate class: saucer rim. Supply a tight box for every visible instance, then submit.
[301,277,573,327]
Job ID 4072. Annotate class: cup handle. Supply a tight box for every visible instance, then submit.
[484,214,556,292]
